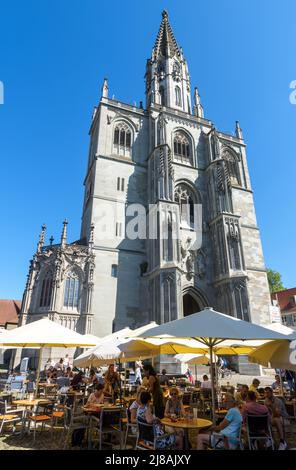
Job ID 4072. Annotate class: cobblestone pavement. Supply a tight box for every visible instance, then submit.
[1,416,296,451]
[1,373,294,451]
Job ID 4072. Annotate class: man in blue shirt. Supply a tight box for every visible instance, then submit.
[197,393,242,450]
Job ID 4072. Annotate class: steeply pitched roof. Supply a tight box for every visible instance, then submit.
[154,10,181,59]
[0,299,21,327]
[271,288,296,314]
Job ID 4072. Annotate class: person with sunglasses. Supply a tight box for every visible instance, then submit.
[164,387,185,418]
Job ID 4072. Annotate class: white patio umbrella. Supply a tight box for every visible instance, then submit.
[0,318,96,395]
[136,307,289,422]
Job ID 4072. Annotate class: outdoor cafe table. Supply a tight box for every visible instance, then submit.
[82,403,123,413]
[11,399,52,435]
[161,417,212,450]
[12,399,51,407]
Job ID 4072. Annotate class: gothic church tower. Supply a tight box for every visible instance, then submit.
[19,11,271,348]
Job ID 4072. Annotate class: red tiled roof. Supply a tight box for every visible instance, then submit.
[0,299,21,327]
[271,288,296,314]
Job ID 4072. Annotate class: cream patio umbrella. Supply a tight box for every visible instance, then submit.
[174,353,210,365]
[75,322,159,367]
[0,318,97,396]
[249,323,296,371]
[136,307,289,422]
[73,336,212,368]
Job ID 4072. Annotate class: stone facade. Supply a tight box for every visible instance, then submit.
[17,11,271,358]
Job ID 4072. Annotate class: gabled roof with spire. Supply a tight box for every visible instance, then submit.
[154,10,181,59]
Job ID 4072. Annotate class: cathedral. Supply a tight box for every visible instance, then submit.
[18,11,271,358]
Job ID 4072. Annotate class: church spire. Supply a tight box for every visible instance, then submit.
[61,219,68,248]
[37,224,46,254]
[235,121,243,140]
[193,87,204,118]
[153,10,182,60]
[101,77,108,99]
[146,11,191,113]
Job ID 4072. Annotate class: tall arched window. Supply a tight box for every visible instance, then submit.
[174,184,195,228]
[64,271,80,309]
[234,283,250,321]
[175,86,182,107]
[173,131,192,165]
[39,271,52,308]
[159,86,165,106]
[222,149,240,185]
[113,122,132,157]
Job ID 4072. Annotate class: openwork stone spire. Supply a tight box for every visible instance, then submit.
[153,10,181,59]
[37,224,46,253]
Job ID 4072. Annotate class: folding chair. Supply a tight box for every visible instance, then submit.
[246,413,274,450]
[10,380,25,399]
[98,407,123,450]
[0,400,24,435]
[26,403,52,442]
[61,405,90,449]
[123,406,137,449]
[135,420,174,450]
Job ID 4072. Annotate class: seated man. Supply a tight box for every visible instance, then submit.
[241,390,270,420]
[264,386,289,450]
[235,385,249,406]
[241,390,271,449]
[272,374,286,392]
[197,394,242,450]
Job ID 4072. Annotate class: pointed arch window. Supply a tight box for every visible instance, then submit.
[64,272,80,309]
[175,86,182,107]
[159,86,165,106]
[174,184,195,229]
[173,131,192,165]
[113,122,132,157]
[222,149,240,186]
[234,283,250,321]
[39,271,53,308]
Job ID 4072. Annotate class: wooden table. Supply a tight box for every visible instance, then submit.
[12,399,51,408]
[38,383,57,392]
[215,409,227,415]
[161,417,212,450]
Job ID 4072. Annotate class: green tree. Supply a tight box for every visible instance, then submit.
[267,268,285,294]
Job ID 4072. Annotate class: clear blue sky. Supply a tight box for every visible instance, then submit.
[0,0,295,299]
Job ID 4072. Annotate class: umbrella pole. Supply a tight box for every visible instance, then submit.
[279,369,284,395]
[35,346,43,398]
[209,342,216,425]
[118,359,122,403]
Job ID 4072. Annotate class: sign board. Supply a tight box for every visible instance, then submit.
[269,305,282,323]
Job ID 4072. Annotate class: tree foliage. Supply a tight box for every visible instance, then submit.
[267,268,285,294]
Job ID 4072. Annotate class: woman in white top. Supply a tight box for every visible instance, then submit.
[86,383,105,406]
[201,374,211,389]
[129,386,146,424]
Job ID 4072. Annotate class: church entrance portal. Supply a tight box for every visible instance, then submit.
[183,293,201,316]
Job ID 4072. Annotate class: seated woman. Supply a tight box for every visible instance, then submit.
[137,391,183,450]
[65,366,74,379]
[129,386,146,424]
[86,383,105,406]
[164,387,185,440]
[164,387,185,418]
[197,394,242,450]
